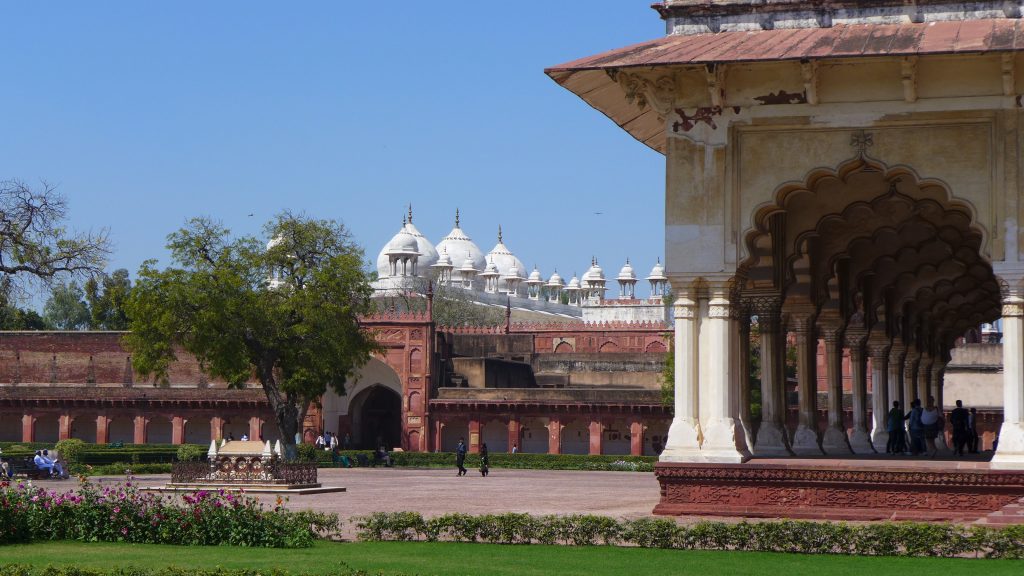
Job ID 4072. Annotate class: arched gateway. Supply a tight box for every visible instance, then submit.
[548,0,1024,519]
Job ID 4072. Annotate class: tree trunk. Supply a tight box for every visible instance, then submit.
[257,360,302,460]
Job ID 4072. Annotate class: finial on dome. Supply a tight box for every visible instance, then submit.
[408,203,413,223]
[498,225,503,243]
[402,213,407,225]
[626,257,630,264]
[455,208,460,227]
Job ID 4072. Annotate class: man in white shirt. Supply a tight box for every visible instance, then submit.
[329,433,338,451]
[33,451,54,476]
[315,434,325,448]
[240,434,249,441]
[42,450,64,477]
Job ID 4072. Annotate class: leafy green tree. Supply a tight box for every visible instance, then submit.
[0,180,110,295]
[84,268,132,329]
[124,213,379,457]
[43,281,91,330]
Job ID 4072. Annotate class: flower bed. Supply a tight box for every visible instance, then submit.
[354,511,1024,559]
[0,477,338,547]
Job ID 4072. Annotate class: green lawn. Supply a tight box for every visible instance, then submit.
[1,541,1020,576]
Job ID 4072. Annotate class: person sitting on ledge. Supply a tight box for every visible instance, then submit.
[42,450,66,478]
[33,451,55,477]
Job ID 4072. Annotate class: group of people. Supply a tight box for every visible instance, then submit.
[315,431,350,452]
[886,397,981,457]
[455,438,489,477]
[33,449,67,478]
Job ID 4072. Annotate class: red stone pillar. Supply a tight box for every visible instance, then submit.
[629,419,645,456]
[588,420,604,455]
[433,419,444,452]
[96,415,110,445]
[210,417,224,441]
[468,419,481,454]
[58,414,72,441]
[21,414,35,443]
[171,416,185,445]
[133,416,147,444]
[548,418,561,455]
[248,416,262,441]
[507,416,521,453]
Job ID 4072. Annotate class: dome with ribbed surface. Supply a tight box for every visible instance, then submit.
[617,258,636,281]
[436,209,486,273]
[647,258,668,281]
[485,225,525,280]
[546,270,564,287]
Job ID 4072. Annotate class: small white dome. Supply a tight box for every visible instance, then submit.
[434,248,453,268]
[480,256,501,277]
[546,270,564,287]
[402,206,438,269]
[567,273,581,290]
[459,251,478,272]
[647,258,668,281]
[527,266,544,283]
[582,258,605,283]
[617,258,637,281]
[436,209,486,272]
[486,225,525,279]
[386,228,419,255]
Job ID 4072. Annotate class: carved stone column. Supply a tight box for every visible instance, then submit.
[993,277,1024,467]
[888,343,907,410]
[867,338,891,451]
[820,318,852,454]
[698,283,751,462]
[735,310,755,451]
[752,295,792,456]
[931,359,949,451]
[547,418,562,455]
[588,420,604,456]
[903,347,921,407]
[918,353,933,407]
[660,292,703,461]
[789,311,822,455]
[845,329,873,453]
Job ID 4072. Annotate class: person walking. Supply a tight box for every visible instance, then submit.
[949,399,970,456]
[968,407,980,453]
[479,443,490,477]
[886,401,905,454]
[907,399,924,456]
[920,396,942,458]
[455,438,468,476]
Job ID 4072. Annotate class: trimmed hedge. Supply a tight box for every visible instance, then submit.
[354,511,1024,559]
[318,450,656,472]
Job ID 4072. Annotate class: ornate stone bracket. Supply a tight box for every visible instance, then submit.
[610,70,677,120]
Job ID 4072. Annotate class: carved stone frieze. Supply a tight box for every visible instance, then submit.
[610,70,677,119]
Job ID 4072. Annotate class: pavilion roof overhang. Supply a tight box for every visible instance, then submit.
[544,19,1024,153]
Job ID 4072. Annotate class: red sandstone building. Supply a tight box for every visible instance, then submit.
[0,315,673,456]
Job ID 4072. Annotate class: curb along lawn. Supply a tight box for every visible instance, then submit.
[3,541,1024,576]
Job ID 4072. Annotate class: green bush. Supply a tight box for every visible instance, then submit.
[353,511,1024,558]
[296,443,317,462]
[54,439,87,465]
[176,444,207,462]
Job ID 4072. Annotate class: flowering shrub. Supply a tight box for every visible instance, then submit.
[354,511,1024,559]
[0,477,339,548]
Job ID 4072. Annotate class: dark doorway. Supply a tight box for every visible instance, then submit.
[358,386,402,450]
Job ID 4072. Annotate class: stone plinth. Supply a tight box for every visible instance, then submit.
[654,460,1024,522]
[159,440,340,494]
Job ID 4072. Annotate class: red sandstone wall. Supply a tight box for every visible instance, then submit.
[0,331,252,387]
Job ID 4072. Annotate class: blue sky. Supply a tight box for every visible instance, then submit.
[0,2,665,297]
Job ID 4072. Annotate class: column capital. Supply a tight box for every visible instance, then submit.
[819,322,843,343]
[787,307,817,335]
[748,294,783,331]
[844,327,868,349]
[673,299,697,320]
[866,334,891,359]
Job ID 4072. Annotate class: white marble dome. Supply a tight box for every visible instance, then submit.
[567,273,581,290]
[402,209,439,270]
[377,218,422,277]
[436,209,486,273]
[481,256,501,277]
[486,226,526,279]
[647,258,668,281]
[582,258,606,283]
[459,250,478,273]
[434,247,453,268]
[617,259,637,281]
[547,270,564,287]
[528,266,544,283]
